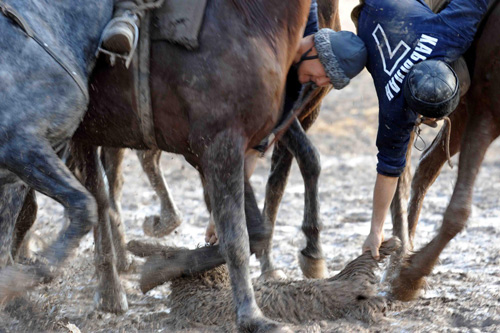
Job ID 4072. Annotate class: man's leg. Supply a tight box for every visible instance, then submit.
[101,0,144,54]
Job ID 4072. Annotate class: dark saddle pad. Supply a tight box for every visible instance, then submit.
[151,0,207,50]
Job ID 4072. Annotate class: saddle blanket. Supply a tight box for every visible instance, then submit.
[151,0,207,50]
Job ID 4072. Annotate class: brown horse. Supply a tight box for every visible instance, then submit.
[389,1,500,300]
[68,1,312,331]
[97,0,341,282]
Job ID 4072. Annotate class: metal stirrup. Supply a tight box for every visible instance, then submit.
[96,13,139,68]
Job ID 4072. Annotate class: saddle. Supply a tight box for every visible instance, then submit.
[127,0,208,148]
[151,0,207,50]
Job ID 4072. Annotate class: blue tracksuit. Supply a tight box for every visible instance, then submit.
[357,0,487,177]
[304,0,319,37]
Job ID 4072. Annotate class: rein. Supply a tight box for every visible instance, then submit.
[414,116,453,168]
[0,1,89,101]
[262,82,319,154]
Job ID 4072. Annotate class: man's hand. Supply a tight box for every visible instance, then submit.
[364,173,398,260]
[362,231,384,260]
[416,116,439,128]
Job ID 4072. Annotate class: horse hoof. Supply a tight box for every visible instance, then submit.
[298,252,327,279]
[94,285,128,314]
[143,214,181,238]
[258,269,287,282]
[94,264,128,314]
[390,270,426,301]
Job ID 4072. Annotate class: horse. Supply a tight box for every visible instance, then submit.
[67,1,312,330]
[97,0,341,282]
[0,0,116,308]
[388,0,500,301]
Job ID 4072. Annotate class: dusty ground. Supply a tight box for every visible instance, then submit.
[1,1,500,332]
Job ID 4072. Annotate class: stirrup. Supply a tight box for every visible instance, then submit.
[96,12,139,68]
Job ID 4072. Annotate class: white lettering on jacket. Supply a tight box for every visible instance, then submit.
[380,34,439,101]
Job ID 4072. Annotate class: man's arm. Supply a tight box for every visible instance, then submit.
[363,173,399,259]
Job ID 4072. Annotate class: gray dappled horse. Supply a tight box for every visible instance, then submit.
[69,1,312,331]
[0,0,120,309]
[389,0,500,300]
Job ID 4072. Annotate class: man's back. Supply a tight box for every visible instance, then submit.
[356,0,487,176]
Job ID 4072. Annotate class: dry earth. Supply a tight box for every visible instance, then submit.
[1,1,500,332]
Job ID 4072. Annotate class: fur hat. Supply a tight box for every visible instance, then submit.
[314,29,367,90]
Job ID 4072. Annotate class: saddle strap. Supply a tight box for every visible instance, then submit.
[135,11,157,149]
[0,2,89,102]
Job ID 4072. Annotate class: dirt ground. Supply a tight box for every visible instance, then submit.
[1,1,500,332]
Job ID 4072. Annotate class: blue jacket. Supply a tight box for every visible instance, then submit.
[357,0,487,177]
[305,0,319,37]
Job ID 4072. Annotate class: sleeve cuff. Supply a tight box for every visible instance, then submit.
[376,164,404,177]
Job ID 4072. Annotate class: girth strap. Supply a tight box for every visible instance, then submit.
[0,2,89,102]
[134,10,157,149]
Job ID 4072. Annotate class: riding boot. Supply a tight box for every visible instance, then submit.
[101,1,145,55]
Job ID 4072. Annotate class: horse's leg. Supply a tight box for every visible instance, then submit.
[390,131,415,254]
[201,154,272,253]
[392,108,499,301]
[137,149,182,237]
[202,129,283,331]
[244,178,272,258]
[258,106,324,279]
[140,174,273,291]
[78,143,128,313]
[205,151,261,245]
[386,132,415,283]
[389,108,466,282]
[0,184,31,268]
[0,140,97,301]
[201,175,218,244]
[407,106,467,247]
[275,119,326,279]
[259,141,294,277]
[11,189,37,260]
[100,147,131,273]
